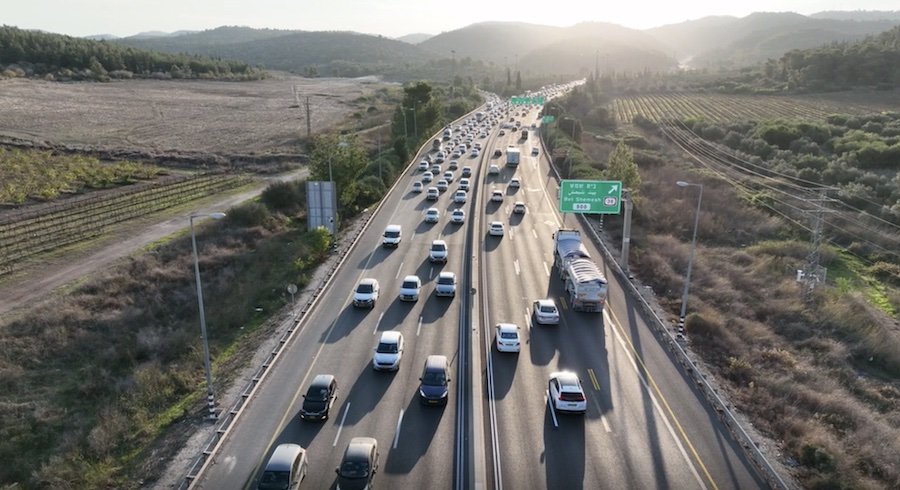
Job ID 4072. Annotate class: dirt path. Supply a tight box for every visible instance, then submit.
[0,169,307,320]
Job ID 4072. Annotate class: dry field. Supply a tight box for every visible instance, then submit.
[0,73,395,156]
[612,91,900,123]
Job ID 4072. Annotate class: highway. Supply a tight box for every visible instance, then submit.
[194,88,769,489]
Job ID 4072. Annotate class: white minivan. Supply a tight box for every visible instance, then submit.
[382,224,401,247]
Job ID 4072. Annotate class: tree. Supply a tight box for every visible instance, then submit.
[306,135,367,211]
[605,141,641,195]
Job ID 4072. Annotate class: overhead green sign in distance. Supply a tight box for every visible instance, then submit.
[559,180,622,214]
[541,115,556,124]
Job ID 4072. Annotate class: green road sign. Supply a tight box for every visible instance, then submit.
[511,96,547,105]
[559,180,622,214]
[542,115,556,124]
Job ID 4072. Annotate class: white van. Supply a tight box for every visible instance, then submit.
[382,224,401,247]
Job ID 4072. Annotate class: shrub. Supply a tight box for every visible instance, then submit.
[260,180,306,215]
[226,202,272,228]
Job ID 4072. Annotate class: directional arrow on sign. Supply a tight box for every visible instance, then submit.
[608,183,619,194]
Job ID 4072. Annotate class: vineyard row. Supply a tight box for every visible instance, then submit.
[0,174,249,274]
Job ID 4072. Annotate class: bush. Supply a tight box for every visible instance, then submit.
[260,180,306,215]
[226,202,272,228]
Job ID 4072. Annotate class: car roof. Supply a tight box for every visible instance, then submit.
[402,275,420,282]
[345,437,377,461]
[515,201,526,206]
[379,331,402,343]
[266,443,304,471]
[359,278,378,286]
[536,299,555,307]
[496,323,518,333]
[438,271,456,279]
[385,224,401,231]
[550,371,581,388]
[491,221,503,226]
[452,209,465,214]
[310,374,335,388]
[432,239,447,246]
[426,207,438,213]
[425,354,448,370]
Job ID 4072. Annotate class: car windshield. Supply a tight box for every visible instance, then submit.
[258,470,290,490]
[376,342,398,354]
[339,460,369,479]
[421,371,446,386]
[357,284,374,294]
[438,276,454,285]
[431,244,446,251]
[402,280,418,289]
[385,231,399,238]
[306,386,329,402]
[541,305,556,313]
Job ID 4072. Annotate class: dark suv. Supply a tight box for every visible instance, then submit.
[335,437,378,490]
[418,355,451,406]
[300,374,337,421]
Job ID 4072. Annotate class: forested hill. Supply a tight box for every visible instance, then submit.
[776,24,900,90]
[0,25,266,81]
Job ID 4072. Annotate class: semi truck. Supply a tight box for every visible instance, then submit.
[553,229,608,312]
[506,147,520,167]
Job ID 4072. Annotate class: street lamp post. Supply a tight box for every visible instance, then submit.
[190,211,227,420]
[675,181,703,338]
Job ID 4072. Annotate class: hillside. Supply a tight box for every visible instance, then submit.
[648,12,900,68]
[396,33,432,44]
[116,26,433,77]
[0,26,264,81]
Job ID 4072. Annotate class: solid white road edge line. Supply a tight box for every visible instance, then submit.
[393,409,404,449]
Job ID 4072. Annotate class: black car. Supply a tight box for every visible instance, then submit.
[493,149,502,157]
[335,437,378,490]
[300,374,337,421]
[418,355,450,406]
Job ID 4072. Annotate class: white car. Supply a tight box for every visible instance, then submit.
[418,160,429,171]
[458,178,470,191]
[491,190,503,202]
[453,190,467,203]
[373,331,404,371]
[422,171,434,183]
[399,275,422,301]
[495,323,521,352]
[424,207,440,223]
[426,187,439,200]
[533,299,560,325]
[429,239,448,263]
[450,209,466,224]
[462,166,473,178]
[436,179,449,192]
[448,160,459,170]
[443,171,454,183]
[412,181,424,193]
[353,278,380,308]
[548,371,587,414]
[509,178,520,189]
[513,201,527,214]
[431,163,442,174]
[488,165,500,175]
[435,271,457,297]
[470,149,480,157]
[488,221,505,236]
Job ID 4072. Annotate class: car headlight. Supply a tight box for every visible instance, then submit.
[419,389,427,398]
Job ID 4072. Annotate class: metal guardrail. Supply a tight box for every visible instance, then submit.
[537,133,791,489]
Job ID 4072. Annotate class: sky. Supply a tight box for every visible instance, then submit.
[4,0,899,39]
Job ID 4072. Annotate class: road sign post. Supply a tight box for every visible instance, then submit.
[559,180,622,214]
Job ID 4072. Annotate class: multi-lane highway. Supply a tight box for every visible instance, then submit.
[194,87,769,489]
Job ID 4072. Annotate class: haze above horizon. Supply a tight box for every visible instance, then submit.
[6,0,900,39]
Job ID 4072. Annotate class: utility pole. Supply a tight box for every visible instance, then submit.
[620,189,633,274]
[799,189,833,302]
[305,96,311,138]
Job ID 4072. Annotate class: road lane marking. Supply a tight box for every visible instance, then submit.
[395,262,403,279]
[393,409,404,449]
[417,315,423,336]
[543,261,550,277]
[332,402,351,447]
[513,259,520,276]
[559,296,568,310]
[531,228,537,239]
[546,392,558,428]
[587,368,600,391]
[605,308,713,490]
[373,312,384,335]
